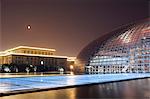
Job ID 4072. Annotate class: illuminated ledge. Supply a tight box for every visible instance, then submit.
[4,46,56,52]
[1,52,68,58]
[0,52,6,56]
[67,57,76,61]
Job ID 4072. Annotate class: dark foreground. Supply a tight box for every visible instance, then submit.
[1,78,150,99]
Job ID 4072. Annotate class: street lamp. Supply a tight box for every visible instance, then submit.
[70,65,74,75]
[41,61,44,65]
[70,65,74,71]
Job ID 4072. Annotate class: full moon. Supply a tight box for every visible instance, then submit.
[27,25,31,30]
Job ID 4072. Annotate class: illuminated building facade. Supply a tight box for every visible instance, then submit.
[77,19,150,74]
[0,46,73,72]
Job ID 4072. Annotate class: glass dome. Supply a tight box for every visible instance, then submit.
[77,18,150,74]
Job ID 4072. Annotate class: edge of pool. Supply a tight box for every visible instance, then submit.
[1,76,150,97]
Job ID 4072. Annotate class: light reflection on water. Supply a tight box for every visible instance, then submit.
[1,78,150,99]
[1,88,77,99]
[0,72,73,78]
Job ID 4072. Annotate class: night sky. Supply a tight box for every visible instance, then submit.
[0,0,149,56]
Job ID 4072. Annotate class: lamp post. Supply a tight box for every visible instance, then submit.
[33,66,37,74]
[41,61,44,65]
[40,60,44,74]
[70,65,74,75]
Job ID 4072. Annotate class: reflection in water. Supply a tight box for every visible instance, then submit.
[66,76,76,85]
[1,88,77,99]
[1,78,150,99]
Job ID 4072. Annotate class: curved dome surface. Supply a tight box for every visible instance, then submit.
[77,18,150,73]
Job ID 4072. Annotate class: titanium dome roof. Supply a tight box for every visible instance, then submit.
[77,18,150,68]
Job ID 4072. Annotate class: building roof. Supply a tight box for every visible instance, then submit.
[4,46,56,52]
[0,46,76,60]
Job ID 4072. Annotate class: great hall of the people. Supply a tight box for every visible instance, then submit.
[0,46,75,72]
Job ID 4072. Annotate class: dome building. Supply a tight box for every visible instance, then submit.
[77,18,150,74]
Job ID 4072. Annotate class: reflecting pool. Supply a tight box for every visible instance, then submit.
[0,73,150,95]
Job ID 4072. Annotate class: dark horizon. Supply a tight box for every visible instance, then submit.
[0,0,149,56]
